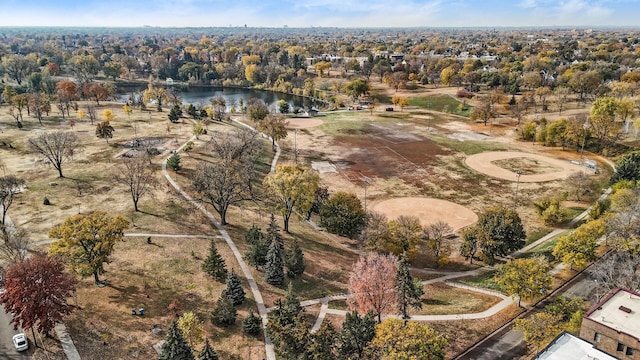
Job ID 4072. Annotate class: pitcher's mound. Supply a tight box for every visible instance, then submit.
[372,198,477,231]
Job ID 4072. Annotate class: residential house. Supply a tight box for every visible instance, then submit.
[580,288,640,359]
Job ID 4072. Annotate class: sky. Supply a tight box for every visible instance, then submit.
[1,0,638,28]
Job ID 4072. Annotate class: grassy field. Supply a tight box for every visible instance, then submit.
[408,94,472,117]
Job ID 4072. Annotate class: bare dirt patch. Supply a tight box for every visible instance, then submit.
[492,157,563,175]
[286,118,324,129]
[371,197,477,231]
[465,151,592,182]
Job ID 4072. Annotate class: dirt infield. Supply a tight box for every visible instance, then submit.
[286,118,324,129]
[465,151,591,183]
[372,197,478,231]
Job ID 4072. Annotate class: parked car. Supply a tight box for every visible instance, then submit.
[386,107,394,111]
[12,333,28,352]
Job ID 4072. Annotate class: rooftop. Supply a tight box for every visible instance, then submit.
[586,288,640,340]
[534,332,617,360]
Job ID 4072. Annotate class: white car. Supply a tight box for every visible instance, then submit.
[12,333,28,352]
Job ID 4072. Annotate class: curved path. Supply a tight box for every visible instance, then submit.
[465,151,590,182]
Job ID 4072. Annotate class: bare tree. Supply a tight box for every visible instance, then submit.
[0,176,25,225]
[424,220,453,267]
[113,155,158,212]
[0,225,30,263]
[28,131,79,178]
[191,129,261,225]
[588,251,640,302]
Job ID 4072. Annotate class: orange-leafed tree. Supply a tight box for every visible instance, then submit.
[56,81,78,118]
[83,83,109,105]
[0,254,77,341]
[347,252,398,323]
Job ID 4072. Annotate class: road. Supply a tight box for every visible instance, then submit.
[458,271,598,359]
[0,306,30,359]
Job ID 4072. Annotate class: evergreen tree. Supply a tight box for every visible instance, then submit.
[285,240,305,278]
[244,225,268,270]
[197,339,219,360]
[395,252,424,322]
[242,310,263,336]
[167,153,181,171]
[339,311,376,359]
[309,322,338,359]
[265,214,284,253]
[222,269,245,305]
[168,104,182,123]
[267,288,309,359]
[211,296,236,327]
[264,219,285,285]
[202,240,228,282]
[159,320,195,360]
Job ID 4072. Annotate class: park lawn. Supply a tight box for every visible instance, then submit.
[408,94,471,117]
[413,283,502,315]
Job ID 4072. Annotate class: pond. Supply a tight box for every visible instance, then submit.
[117,85,318,111]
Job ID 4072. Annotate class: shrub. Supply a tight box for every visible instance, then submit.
[456,89,475,98]
[43,197,51,205]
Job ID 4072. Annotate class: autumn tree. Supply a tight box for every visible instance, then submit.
[589,96,621,148]
[395,252,424,322]
[367,319,447,360]
[0,225,30,263]
[113,155,157,212]
[209,96,226,122]
[263,165,320,233]
[319,191,366,239]
[475,207,526,264]
[178,311,204,348]
[339,311,376,359]
[56,80,78,119]
[201,240,228,282]
[515,312,562,353]
[28,131,79,178]
[143,84,169,111]
[247,99,269,123]
[391,95,409,111]
[82,82,110,105]
[386,215,423,258]
[495,256,552,307]
[347,252,398,323]
[160,320,195,360]
[95,120,115,144]
[191,129,260,225]
[345,78,369,102]
[425,221,453,267]
[49,211,129,285]
[70,55,100,86]
[0,254,76,338]
[1,54,36,85]
[0,175,25,225]
[257,114,288,150]
[553,219,604,270]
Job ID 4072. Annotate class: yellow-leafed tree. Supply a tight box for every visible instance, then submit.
[49,211,129,285]
[367,319,447,360]
[264,165,319,233]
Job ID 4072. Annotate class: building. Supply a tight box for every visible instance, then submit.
[580,288,640,359]
[534,331,618,360]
